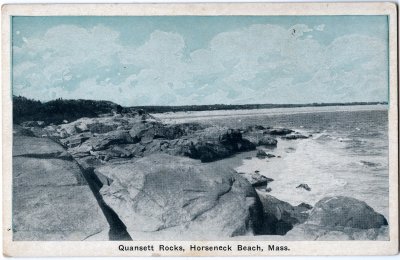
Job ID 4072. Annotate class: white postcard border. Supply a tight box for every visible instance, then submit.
[2,2,398,256]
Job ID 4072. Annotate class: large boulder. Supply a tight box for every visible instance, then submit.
[257,193,310,235]
[95,154,264,239]
[12,134,109,241]
[285,196,388,240]
[307,196,387,229]
[182,127,256,162]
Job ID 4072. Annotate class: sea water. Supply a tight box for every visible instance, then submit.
[156,105,389,219]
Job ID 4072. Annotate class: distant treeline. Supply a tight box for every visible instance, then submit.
[130,102,387,113]
[13,95,387,124]
[13,96,123,124]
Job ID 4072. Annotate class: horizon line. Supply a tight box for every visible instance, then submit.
[12,95,388,108]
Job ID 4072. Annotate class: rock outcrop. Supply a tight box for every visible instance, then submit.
[39,114,258,164]
[14,110,383,241]
[243,131,278,147]
[12,133,109,241]
[182,127,256,162]
[94,154,264,239]
[264,128,294,136]
[257,193,310,235]
[285,196,388,240]
[239,171,273,187]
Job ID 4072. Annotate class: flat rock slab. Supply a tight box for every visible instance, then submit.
[13,157,85,187]
[12,135,109,241]
[95,154,263,240]
[13,136,66,156]
[13,186,109,241]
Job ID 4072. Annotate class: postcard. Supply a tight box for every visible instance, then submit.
[2,2,398,256]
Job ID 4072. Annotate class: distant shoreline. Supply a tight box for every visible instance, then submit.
[131,102,387,114]
[12,95,388,125]
[153,104,388,122]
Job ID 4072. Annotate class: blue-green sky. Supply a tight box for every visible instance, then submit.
[12,16,388,106]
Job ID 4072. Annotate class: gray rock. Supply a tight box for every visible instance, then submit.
[110,146,133,158]
[128,122,152,140]
[12,134,108,241]
[296,202,313,211]
[182,127,256,162]
[13,185,109,241]
[13,157,84,187]
[20,121,45,127]
[256,150,267,158]
[241,172,273,187]
[259,136,278,146]
[285,196,389,240]
[281,134,308,140]
[257,193,309,235]
[87,122,119,134]
[285,224,388,241]
[13,136,69,159]
[95,154,264,239]
[123,143,146,157]
[307,196,388,229]
[264,128,294,136]
[129,122,205,142]
[242,132,277,147]
[46,117,258,163]
[59,132,93,148]
[13,125,35,137]
[89,130,135,151]
[296,183,311,191]
[75,156,103,172]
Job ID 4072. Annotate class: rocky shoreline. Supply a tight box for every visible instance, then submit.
[12,109,388,240]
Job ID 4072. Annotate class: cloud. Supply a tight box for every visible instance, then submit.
[314,24,325,31]
[13,22,388,105]
[289,24,314,37]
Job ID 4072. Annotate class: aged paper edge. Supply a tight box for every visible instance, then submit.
[1,2,398,257]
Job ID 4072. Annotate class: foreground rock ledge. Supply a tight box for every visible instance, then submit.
[12,134,109,241]
[95,154,264,240]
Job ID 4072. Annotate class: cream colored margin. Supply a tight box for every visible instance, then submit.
[1,2,398,257]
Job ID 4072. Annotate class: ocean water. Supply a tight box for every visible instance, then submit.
[156,106,389,219]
